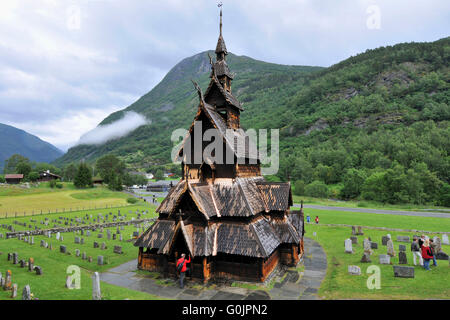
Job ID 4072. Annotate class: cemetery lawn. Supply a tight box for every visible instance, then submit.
[0,205,167,300]
[299,208,450,232]
[0,184,131,217]
[305,222,450,299]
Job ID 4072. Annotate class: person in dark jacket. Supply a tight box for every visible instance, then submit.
[411,237,423,266]
[421,239,433,271]
[177,253,191,289]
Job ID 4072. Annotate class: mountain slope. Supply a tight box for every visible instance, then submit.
[0,123,64,171]
[55,36,449,205]
[54,52,321,166]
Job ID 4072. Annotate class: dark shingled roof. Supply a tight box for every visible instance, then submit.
[134,220,175,249]
[251,218,281,257]
[256,182,292,212]
[156,180,187,214]
[215,34,227,54]
[214,60,234,79]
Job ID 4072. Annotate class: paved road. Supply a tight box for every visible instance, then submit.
[295,204,450,219]
[100,237,327,300]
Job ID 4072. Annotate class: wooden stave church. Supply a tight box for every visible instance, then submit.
[135,10,304,283]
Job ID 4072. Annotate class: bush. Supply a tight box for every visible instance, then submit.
[49,180,57,188]
[293,180,305,196]
[28,171,40,182]
[304,181,329,198]
[0,175,5,183]
[127,197,138,204]
[56,183,63,189]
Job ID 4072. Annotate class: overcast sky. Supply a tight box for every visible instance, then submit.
[1,0,449,152]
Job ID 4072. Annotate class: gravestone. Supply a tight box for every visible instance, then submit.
[28,258,34,272]
[371,242,378,250]
[88,256,93,263]
[75,249,80,257]
[348,265,361,275]
[56,232,60,240]
[82,252,87,260]
[81,238,85,245]
[40,240,45,247]
[387,239,395,257]
[19,260,26,268]
[93,242,99,248]
[30,237,34,245]
[60,245,67,254]
[399,251,408,264]
[97,256,104,265]
[382,236,389,246]
[393,266,414,278]
[397,236,410,243]
[97,234,103,239]
[119,235,123,242]
[74,237,80,244]
[356,226,364,235]
[13,252,18,264]
[442,234,449,245]
[66,276,73,289]
[60,235,63,241]
[345,239,353,253]
[113,234,116,240]
[350,236,357,245]
[11,283,17,298]
[436,252,449,260]
[4,270,12,290]
[379,254,391,264]
[7,253,12,261]
[22,285,31,300]
[92,272,101,300]
[34,266,43,275]
[399,245,406,252]
[101,243,106,250]
[113,246,122,254]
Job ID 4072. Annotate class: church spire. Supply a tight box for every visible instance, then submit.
[215,8,227,60]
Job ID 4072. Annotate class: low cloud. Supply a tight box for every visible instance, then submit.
[76,111,149,146]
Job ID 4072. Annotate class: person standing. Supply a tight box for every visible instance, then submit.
[177,253,191,289]
[306,215,310,224]
[411,237,423,266]
[429,239,438,267]
[315,216,319,224]
[421,239,433,271]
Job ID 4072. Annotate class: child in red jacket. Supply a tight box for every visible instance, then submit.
[421,239,433,271]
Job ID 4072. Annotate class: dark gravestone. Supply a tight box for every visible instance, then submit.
[60,245,67,253]
[399,245,406,252]
[97,234,103,239]
[382,236,389,246]
[34,266,43,275]
[393,266,414,278]
[93,242,99,248]
[350,236,357,245]
[399,251,407,264]
[19,260,26,268]
[113,246,122,254]
[436,252,449,260]
[360,252,371,263]
[13,253,18,264]
[370,242,378,249]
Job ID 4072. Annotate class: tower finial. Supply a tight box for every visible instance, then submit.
[219,4,223,36]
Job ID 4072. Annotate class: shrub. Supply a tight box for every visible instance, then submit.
[0,175,5,183]
[49,180,57,188]
[56,183,63,189]
[293,180,305,196]
[304,181,329,198]
[127,197,138,204]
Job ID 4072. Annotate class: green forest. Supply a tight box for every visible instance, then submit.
[55,37,450,206]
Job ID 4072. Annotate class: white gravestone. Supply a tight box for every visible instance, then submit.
[345,239,353,253]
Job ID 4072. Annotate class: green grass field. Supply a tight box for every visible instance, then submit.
[0,204,164,300]
[305,223,450,300]
[0,183,131,216]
